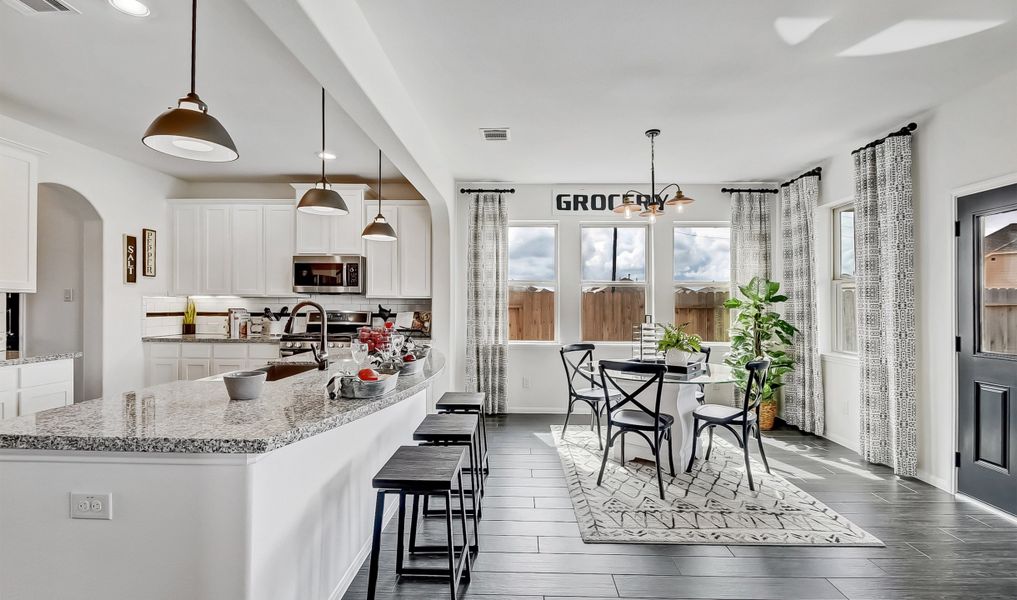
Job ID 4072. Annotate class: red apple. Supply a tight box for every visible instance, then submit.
[403,354,416,362]
[358,368,379,381]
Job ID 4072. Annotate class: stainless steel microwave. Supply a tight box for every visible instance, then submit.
[292,255,364,294]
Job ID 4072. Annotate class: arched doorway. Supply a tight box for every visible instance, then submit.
[25,183,103,402]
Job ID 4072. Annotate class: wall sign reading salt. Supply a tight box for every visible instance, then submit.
[552,187,658,214]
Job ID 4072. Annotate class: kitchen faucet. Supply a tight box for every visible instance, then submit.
[284,301,329,370]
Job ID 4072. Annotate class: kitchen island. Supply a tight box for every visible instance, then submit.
[0,351,445,600]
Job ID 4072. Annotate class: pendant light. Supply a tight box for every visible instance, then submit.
[296,87,350,215]
[142,0,238,162]
[362,150,397,242]
[612,194,638,219]
[620,128,692,220]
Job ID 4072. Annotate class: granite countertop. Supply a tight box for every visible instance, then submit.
[142,334,283,344]
[0,351,445,455]
[0,352,83,368]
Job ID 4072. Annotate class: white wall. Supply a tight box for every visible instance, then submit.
[453,183,772,413]
[1,113,183,399]
[808,69,1017,490]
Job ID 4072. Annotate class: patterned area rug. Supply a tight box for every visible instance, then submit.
[551,425,883,546]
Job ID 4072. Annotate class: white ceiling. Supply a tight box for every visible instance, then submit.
[0,0,403,182]
[357,0,1017,183]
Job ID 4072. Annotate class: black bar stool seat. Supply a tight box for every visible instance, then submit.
[435,392,489,473]
[367,446,471,600]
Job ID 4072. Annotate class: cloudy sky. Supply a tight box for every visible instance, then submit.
[581,227,646,282]
[508,226,555,281]
[839,210,855,276]
[673,227,729,282]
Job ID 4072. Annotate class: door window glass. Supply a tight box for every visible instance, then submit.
[980,209,1017,354]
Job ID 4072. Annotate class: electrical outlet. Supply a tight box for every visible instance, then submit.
[70,493,113,520]
[521,376,530,389]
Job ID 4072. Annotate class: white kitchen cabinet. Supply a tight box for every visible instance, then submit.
[211,359,246,376]
[171,204,201,295]
[18,382,72,417]
[0,143,38,292]
[202,205,232,295]
[293,184,368,255]
[0,391,15,420]
[363,202,432,298]
[264,205,295,295]
[148,359,179,385]
[0,359,74,420]
[180,359,212,381]
[231,205,266,295]
[144,343,279,385]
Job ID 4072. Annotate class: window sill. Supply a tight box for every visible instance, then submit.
[821,351,859,366]
[508,341,561,347]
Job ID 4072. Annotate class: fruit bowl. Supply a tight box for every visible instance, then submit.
[399,351,428,375]
[334,368,400,399]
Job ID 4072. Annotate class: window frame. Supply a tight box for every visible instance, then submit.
[507,221,560,344]
[832,203,857,354]
[579,222,651,343]
[671,222,732,344]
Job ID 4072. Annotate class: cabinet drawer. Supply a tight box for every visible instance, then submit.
[19,360,73,389]
[0,367,16,391]
[212,344,247,359]
[18,382,71,417]
[248,344,280,360]
[0,390,16,420]
[148,343,181,359]
[180,343,213,359]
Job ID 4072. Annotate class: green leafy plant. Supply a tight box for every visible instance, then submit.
[723,277,796,405]
[183,297,197,326]
[656,322,702,354]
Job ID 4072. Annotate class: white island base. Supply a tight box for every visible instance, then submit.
[0,389,426,600]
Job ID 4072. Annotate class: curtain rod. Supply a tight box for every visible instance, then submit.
[721,187,778,194]
[460,187,515,194]
[852,122,917,154]
[780,166,822,188]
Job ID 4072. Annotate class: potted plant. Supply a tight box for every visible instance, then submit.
[723,277,796,430]
[656,322,702,366]
[182,297,197,335]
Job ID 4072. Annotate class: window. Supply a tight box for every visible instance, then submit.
[507,225,556,341]
[673,226,731,342]
[580,225,648,341]
[833,206,857,353]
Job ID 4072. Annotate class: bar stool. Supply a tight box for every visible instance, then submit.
[367,445,471,600]
[435,392,489,474]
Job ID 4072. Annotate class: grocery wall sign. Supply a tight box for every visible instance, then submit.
[552,187,660,214]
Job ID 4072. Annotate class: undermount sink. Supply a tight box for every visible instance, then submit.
[255,363,319,382]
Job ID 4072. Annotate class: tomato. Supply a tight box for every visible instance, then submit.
[358,368,379,381]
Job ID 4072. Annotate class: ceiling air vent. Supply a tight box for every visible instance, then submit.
[4,0,78,14]
[480,128,511,142]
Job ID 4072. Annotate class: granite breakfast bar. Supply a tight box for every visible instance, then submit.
[0,351,445,600]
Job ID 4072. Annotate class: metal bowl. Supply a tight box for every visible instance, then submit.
[399,351,428,375]
[337,370,400,398]
[222,370,267,401]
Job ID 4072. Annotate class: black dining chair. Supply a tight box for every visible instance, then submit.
[559,344,620,449]
[685,359,772,491]
[695,345,712,405]
[595,360,675,500]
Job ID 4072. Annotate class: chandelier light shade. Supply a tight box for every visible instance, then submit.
[362,150,397,242]
[622,128,692,220]
[612,194,639,219]
[297,87,349,215]
[142,0,238,162]
[664,188,696,211]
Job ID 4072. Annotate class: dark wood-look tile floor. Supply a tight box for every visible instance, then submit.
[344,414,1017,600]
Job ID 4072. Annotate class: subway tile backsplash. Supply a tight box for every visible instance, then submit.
[142,295,431,337]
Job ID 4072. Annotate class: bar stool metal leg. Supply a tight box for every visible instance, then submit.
[366,490,386,600]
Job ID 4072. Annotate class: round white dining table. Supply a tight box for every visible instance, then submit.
[579,360,739,468]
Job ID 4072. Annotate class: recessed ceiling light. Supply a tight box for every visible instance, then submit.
[317,151,336,160]
[838,19,1006,57]
[108,0,149,17]
[774,17,830,45]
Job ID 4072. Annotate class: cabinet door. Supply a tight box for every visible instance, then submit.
[171,204,202,295]
[231,205,265,296]
[294,208,331,255]
[18,382,72,417]
[364,208,400,297]
[0,144,37,292]
[397,204,432,297]
[331,190,364,255]
[180,360,211,381]
[202,206,232,294]
[264,205,295,295]
[0,390,16,420]
[211,359,245,376]
[148,359,180,385]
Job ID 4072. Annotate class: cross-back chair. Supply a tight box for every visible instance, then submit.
[559,344,620,449]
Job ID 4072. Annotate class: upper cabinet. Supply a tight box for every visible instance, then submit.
[263,205,295,296]
[364,201,432,299]
[293,183,368,256]
[0,143,38,293]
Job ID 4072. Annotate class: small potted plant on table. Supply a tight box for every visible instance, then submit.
[182,297,197,335]
[656,322,702,367]
[723,277,796,430]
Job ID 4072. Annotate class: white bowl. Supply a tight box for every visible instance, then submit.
[223,370,268,401]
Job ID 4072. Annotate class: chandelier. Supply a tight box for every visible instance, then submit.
[613,129,694,223]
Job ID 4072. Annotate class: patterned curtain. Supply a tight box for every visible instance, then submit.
[780,176,824,434]
[729,191,772,296]
[854,134,917,477]
[466,193,508,414]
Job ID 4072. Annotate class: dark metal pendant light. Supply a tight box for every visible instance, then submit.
[362,150,397,242]
[142,0,238,162]
[297,87,350,215]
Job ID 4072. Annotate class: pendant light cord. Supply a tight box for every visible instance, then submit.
[650,134,656,204]
[190,0,197,95]
[377,149,383,217]
[320,87,326,182]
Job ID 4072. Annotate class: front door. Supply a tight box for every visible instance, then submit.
[957,182,1017,515]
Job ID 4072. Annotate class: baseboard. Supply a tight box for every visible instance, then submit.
[328,500,399,600]
[506,406,568,414]
[820,431,859,453]
[956,493,1017,522]
[915,468,951,493]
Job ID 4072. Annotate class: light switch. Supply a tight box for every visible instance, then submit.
[63,288,75,302]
